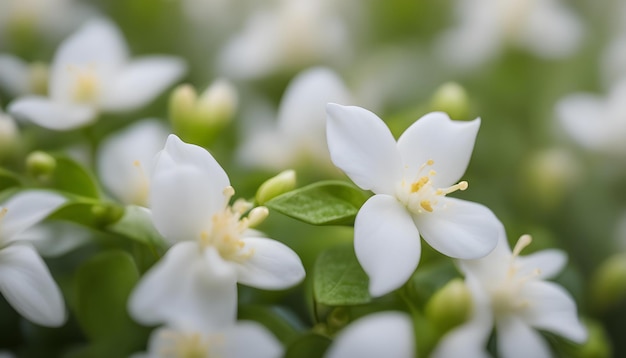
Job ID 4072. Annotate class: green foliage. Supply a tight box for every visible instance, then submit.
[284,333,332,358]
[0,167,21,191]
[36,155,100,199]
[313,244,371,306]
[265,181,368,226]
[106,205,166,248]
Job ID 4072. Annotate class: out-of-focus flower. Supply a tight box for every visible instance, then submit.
[556,79,626,155]
[432,229,587,358]
[14,221,91,258]
[133,321,283,358]
[437,0,583,69]
[0,110,19,156]
[217,0,350,79]
[9,18,186,131]
[128,135,305,330]
[324,312,415,358]
[97,119,169,207]
[0,191,67,327]
[601,1,626,86]
[0,54,48,97]
[326,104,500,297]
[238,67,353,171]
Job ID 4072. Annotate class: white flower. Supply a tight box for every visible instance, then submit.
[97,119,169,206]
[437,0,583,68]
[432,228,587,358]
[556,78,626,155]
[128,135,305,330]
[237,67,353,171]
[8,18,186,130]
[326,104,500,297]
[0,191,67,327]
[325,311,415,358]
[133,321,283,358]
[217,0,350,79]
[0,54,48,97]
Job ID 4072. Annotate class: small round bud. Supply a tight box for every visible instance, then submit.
[26,151,56,180]
[590,253,626,312]
[425,278,472,334]
[256,170,297,205]
[91,203,124,227]
[197,78,238,126]
[430,82,470,120]
[169,84,198,126]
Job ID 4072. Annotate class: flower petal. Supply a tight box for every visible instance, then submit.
[0,54,29,96]
[555,94,611,152]
[521,280,587,343]
[236,237,305,290]
[220,321,284,358]
[12,221,91,258]
[8,96,96,130]
[101,56,186,112]
[354,195,421,297]
[97,119,169,206]
[414,198,499,259]
[128,242,238,331]
[397,112,480,188]
[0,191,66,241]
[326,103,402,195]
[496,316,551,358]
[517,249,567,280]
[325,311,415,358]
[0,244,66,327]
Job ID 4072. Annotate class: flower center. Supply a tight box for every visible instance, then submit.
[199,186,268,263]
[68,65,100,104]
[158,330,221,358]
[490,235,541,316]
[396,159,468,214]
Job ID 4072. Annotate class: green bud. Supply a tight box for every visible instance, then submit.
[28,62,49,95]
[425,278,472,334]
[590,253,626,312]
[197,79,238,126]
[26,151,56,180]
[0,113,19,157]
[429,82,470,120]
[91,203,125,227]
[256,170,297,205]
[566,319,612,358]
[169,84,198,127]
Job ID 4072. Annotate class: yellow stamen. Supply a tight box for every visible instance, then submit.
[420,200,433,212]
[512,234,532,258]
[410,176,429,193]
[435,181,468,196]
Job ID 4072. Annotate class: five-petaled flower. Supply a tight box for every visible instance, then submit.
[326,103,500,297]
[128,135,305,331]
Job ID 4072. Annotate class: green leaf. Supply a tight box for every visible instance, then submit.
[45,155,100,198]
[265,181,368,226]
[107,205,166,247]
[0,168,21,191]
[238,305,302,345]
[49,198,123,228]
[74,250,148,353]
[314,244,371,306]
[284,333,332,358]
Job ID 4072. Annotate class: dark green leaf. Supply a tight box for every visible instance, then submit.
[314,244,371,306]
[284,333,332,358]
[265,181,368,226]
[107,205,166,247]
[45,155,100,199]
[238,305,302,344]
[0,168,21,191]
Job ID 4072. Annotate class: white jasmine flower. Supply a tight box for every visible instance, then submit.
[8,18,186,130]
[133,321,283,358]
[238,67,352,171]
[325,312,415,358]
[97,119,169,207]
[0,54,48,97]
[128,135,305,330]
[326,104,500,297]
[217,0,350,79]
[556,78,626,155]
[0,191,67,327]
[437,0,583,69]
[432,228,587,358]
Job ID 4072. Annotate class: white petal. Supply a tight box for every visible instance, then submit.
[236,237,305,290]
[325,311,415,358]
[221,321,284,358]
[414,198,499,259]
[12,221,91,258]
[517,249,567,280]
[0,191,66,241]
[128,242,238,331]
[354,195,421,297]
[101,56,186,112]
[97,119,169,206]
[0,54,29,96]
[521,281,587,343]
[496,316,551,358]
[8,96,96,130]
[397,112,480,188]
[326,103,402,195]
[0,244,65,327]
[555,94,610,151]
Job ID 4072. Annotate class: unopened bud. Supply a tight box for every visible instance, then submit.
[0,112,19,157]
[26,151,56,180]
[590,253,626,312]
[169,84,198,126]
[28,62,49,95]
[256,170,297,205]
[430,82,470,120]
[425,278,472,334]
[91,203,124,227]
[197,78,238,126]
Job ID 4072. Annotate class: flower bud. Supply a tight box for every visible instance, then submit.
[590,252,626,312]
[0,112,19,157]
[197,79,238,126]
[256,170,297,205]
[28,62,49,95]
[430,82,470,120]
[26,151,56,180]
[91,203,124,227]
[425,278,472,334]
